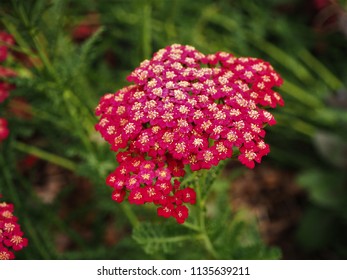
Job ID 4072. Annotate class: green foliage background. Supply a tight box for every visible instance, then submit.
[0,0,346,259]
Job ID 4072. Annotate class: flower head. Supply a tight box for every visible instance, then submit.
[0,195,28,260]
[95,44,283,223]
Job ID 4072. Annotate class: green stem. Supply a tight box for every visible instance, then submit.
[201,232,218,259]
[22,219,52,260]
[62,89,95,153]
[181,221,200,232]
[146,234,200,244]
[30,30,57,78]
[12,141,77,171]
[194,176,219,259]
[299,49,344,90]
[0,151,21,207]
[121,203,140,228]
[281,79,323,108]
[62,90,94,125]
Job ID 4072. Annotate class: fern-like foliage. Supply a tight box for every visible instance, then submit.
[132,222,194,256]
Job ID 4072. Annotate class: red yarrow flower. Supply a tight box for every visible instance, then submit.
[172,205,189,224]
[0,118,9,141]
[0,195,28,260]
[0,31,16,143]
[4,233,28,251]
[0,246,15,260]
[157,203,174,219]
[95,44,283,224]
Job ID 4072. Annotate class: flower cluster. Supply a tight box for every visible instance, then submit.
[95,44,283,223]
[0,195,28,260]
[0,31,16,142]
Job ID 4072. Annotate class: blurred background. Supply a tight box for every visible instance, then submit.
[0,0,347,259]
